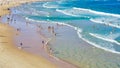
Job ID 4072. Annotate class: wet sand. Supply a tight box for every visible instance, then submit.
[1,6,77,68]
[1,0,120,68]
[0,0,57,68]
[0,23,57,68]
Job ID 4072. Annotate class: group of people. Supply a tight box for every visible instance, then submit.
[2,6,62,57]
[6,12,24,49]
[48,26,57,36]
[36,23,63,56]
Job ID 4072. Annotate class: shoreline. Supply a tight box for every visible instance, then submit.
[1,1,120,68]
[0,22,57,68]
[0,0,78,68]
[0,0,57,68]
[1,12,77,68]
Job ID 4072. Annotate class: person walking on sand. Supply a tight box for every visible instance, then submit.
[51,26,55,34]
[26,21,29,25]
[48,26,51,29]
[42,40,45,48]
[17,28,21,32]
[48,26,51,32]
[20,43,23,46]
[17,28,19,31]
[7,17,10,22]
[14,19,16,23]
[54,33,57,36]
[16,28,20,35]
[18,42,23,49]
[0,16,1,21]
[36,24,41,32]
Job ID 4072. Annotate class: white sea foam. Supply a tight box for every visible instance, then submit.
[25,17,120,54]
[18,6,49,16]
[73,7,120,18]
[90,18,120,29]
[89,33,120,45]
[77,32,120,54]
[43,2,60,9]
[56,7,120,18]
[56,9,80,17]
[25,17,82,33]
[56,8,91,18]
[56,7,120,29]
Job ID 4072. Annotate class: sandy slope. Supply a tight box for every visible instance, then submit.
[0,0,57,68]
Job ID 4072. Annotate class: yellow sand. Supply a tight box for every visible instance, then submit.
[0,0,57,68]
[0,0,49,16]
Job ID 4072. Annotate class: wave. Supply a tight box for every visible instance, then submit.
[77,32,120,54]
[43,2,61,9]
[56,7,120,29]
[73,7,120,18]
[56,9,80,17]
[25,17,83,33]
[17,6,49,16]
[90,18,120,29]
[56,7,120,18]
[56,9,120,31]
[89,33,120,45]
[25,17,120,54]
[56,9,90,19]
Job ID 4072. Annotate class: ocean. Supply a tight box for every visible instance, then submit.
[14,0,120,68]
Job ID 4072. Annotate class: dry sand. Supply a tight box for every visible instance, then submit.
[0,0,57,68]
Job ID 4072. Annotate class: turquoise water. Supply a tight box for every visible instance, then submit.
[13,1,120,68]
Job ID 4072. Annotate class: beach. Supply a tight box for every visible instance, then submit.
[11,1,120,68]
[0,0,61,68]
[0,24,56,68]
[1,9,77,68]
[1,0,120,68]
[0,0,57,68]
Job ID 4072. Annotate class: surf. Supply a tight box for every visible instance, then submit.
[90,18,120,29]
[43,2,61,9]
[89,33,120,45]
[56,7,120,29]
[77,32,120,54]
[26,16,120,54]
[73,7,120,18]
[25,17,83,33]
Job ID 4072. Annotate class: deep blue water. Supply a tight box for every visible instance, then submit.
[60,1,120,14]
